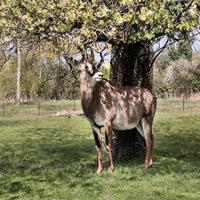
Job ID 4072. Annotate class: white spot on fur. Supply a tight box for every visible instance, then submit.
[91,72,104,85]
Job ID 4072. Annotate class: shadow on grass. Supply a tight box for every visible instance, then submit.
[1,121,199,177]
[150,116,200,176]
[0,125,99,198]
[0,115,200,199]
[153,132,200,175]
[114,116,200,177]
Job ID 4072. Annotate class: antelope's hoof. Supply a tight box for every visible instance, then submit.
[96,167,103,174]
[107,166,114,174]
[144,160,154,169]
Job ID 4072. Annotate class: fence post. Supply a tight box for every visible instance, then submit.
[73,99,76,111]
[182,94,185,111]
[38,98,41,115]
[2,101,5,117]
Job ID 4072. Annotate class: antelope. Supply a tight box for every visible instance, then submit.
[65,53,157,174]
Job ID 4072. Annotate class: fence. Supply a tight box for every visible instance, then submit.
[0,98,200,118]
[157,98,200,113]
[0,99,81,118]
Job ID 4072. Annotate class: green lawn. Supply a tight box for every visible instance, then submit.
[0,100,200,200]
[0,100,82,117]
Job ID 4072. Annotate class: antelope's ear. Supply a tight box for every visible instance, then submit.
[63,54,81,67]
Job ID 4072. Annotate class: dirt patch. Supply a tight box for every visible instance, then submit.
[52,110,84,118]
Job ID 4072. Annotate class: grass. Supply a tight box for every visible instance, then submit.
[0,100,82,117]
[0,99,200,199]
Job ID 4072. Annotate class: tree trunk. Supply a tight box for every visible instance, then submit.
[110,42,153,160]
[16,39,21,105]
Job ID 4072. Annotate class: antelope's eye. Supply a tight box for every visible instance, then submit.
[85,65,88,70]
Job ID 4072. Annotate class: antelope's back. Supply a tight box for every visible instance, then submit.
[98,81,156,124]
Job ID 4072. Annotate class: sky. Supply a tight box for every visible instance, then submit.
[193,36,200,51]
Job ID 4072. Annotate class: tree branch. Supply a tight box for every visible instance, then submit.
[96,45,109,69]
[175,0,196,23]
[94,28,118,45]
[149,39,171,68]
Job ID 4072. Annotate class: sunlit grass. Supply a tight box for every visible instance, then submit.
[0,100,200,199]
[0,100,82,117]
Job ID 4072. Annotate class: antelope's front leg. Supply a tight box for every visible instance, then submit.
[105,122,114,173]
[92,126,103,174]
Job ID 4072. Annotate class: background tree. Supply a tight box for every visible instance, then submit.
[166,59,195,97]
[0,0,199,158]
[154,39,195,98]
[0,40,80,102]
[168,39,193,61]
[16,39,22,105]
[166,52,200,96]
[0,58,17,101]
[153,51,200,99]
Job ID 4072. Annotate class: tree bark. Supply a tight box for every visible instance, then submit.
[110,42,153,160]
[16,39,21,105]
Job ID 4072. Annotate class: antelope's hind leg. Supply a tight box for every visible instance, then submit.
[104,122,114,173]
[92,125,103,174]
[141,117,154,169]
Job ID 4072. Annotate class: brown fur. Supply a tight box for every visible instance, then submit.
[80,70,157,173]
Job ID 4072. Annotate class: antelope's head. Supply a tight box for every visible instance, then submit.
[79,60,104,83]
[63,52,104,83]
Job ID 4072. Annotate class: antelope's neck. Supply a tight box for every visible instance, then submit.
[79,72,94,113]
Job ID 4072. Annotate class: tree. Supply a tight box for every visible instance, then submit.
[166,58,195,97]
[191,52,200,93]
[0,0,199,158]
[0,44,13,70]
[164,52,200,97]
[0,40,80,101]
[154,39,194,98]
[168,39,193,61]
[16,39,22,105]
[0,59,17,101]
[153,65,169,98]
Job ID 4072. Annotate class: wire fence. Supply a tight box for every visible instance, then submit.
[158,98,200,113]
[0,99,82,118]
[0,98,200,118]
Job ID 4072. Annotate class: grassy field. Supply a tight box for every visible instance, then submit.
[0,100,200,200]
[0,100,82,117]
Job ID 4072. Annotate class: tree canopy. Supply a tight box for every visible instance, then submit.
[0,0,199,99]
[0,0,199,157]
[0,0,199,50]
